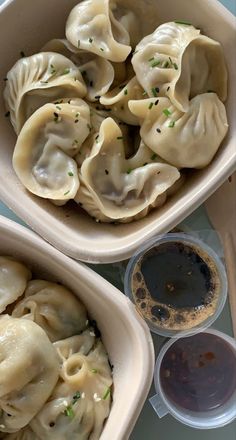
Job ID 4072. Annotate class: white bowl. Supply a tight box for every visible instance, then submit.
[0,215,154,440]
[0,0,235,264]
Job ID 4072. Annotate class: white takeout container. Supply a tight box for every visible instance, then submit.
[0,0,235,264]
[0,215,154,440]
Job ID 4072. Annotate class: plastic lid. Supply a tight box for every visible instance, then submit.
[124,233,228,337]
[150,328,236,429]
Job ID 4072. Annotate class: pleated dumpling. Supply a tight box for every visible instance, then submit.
[132,22,227,111]
[129,93,228,169]
[2,427,39,440]
[13,99,91,201]
[66,0,135,62]
[42,39,115,102]
[31,331,112,440]
[0,316,59,433]
[0,257,31,313]
[100,77,144,125]
[12,279,87,342]
[75,118,180,222]
[4,52,87,134]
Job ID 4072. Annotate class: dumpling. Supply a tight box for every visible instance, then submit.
[12,99,91,201]
[100,77,144,125]
[1,427,39,439]
[0,315,59,433]
[41,39,114,102]
[129,93,228,168]
[132,22,227,111]
[4,52,87,134]
[0,257,31,313]
[12,279,87,342]
[31,331,112,440]
[66,0,134,62]
[75,118,180,222]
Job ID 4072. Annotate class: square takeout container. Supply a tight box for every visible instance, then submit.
[0,0,235,264]
[0,215,154,440]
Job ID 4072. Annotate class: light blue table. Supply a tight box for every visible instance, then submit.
[0,0,235,439]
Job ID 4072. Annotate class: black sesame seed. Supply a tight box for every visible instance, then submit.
[154,99,159,105]
[156,128,161,133]
[105,169,109,175]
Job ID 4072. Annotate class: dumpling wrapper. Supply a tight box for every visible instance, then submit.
[31,332,112,440]
[0,257,31,313]
[12,279,87,342]
[4,52,87,134]
[13,99,91,201]
[0,315,59,433]
[66,0,133,62]
[1,427,39,439]
[132,22,227,112]
[129,93,228,169]
[75,118,180,222]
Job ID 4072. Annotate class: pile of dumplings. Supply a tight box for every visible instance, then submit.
[4,0,228,223]
[0,256,112,440]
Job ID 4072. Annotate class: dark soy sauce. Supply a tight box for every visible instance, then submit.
[141,242,214,309]
[160,333,236,412]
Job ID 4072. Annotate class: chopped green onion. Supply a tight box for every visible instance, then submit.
[127,168,132,174]
[64,190,70,196]
[163,108,172,117]
[89,37,93,43]
[175,20,192,26]
[62,68,70,75]
[151,87,159,97]
[72,392,81,405]
[149,102,154,110]
[148,57,154,62]
[173,63,178,70]
[54,99,63,104]
[72,140,79,146]
[142,91,148,96]
[151,60,161,68]
[55,105,61,110]
[64,406,74,418]
[163,61,170,68]
[40,80,48,84]
[50,64,56,74]
[151,153,158,160]
[102,387,111,400]
[100,47,104,51]
[124,89,128,95]
[91,369,98,374]
[68,171,74,176]
[168,120,175,128]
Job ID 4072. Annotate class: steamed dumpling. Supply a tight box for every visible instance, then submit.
[0,257,31,313]
[132,22,227,111]
[66,0,134,62]
[129,93,228,168]
[12,99,91,201]
[75,118,180,222]
[41,39,115,102]
[4,52,87,134]
[12,279,87,342]
[100,77,144,125]
[0,315,59,433]
[31,331,112,440]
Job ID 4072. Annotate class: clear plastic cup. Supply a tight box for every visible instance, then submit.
[124,233,228,337]
[150,328,236,429]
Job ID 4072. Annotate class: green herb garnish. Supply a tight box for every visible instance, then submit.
[151,87,159,97]
[175,20,192,26]
[163,61,170,68]
[168,120,175,128]
[64,190,70,196]
[148,57,154,62]
[142,91,148,96]
[72,392,81,405]
[55,105,61,110]
[68,171,74,176]
[91,369,98,374]
[127,168,132,174]
[151,153,158,160]
[100,47,104,51]
[102,387,111,400]
[151,59,161,68]
[148,102,154,110]
[64,406,74,418]
[50,64,56,74]
[87,123,92,132]
[72,140,79,146]
[124,89,128,95]
[62,68,70,75]
[163,108,172,117]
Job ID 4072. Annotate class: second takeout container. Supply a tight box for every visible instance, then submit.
[0,215,154,440]
[0,0,235,263]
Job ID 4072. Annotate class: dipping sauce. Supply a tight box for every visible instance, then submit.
[160,332,236,412]
[131,238,222,332]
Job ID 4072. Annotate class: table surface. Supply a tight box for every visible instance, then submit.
[0,0,235,439]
